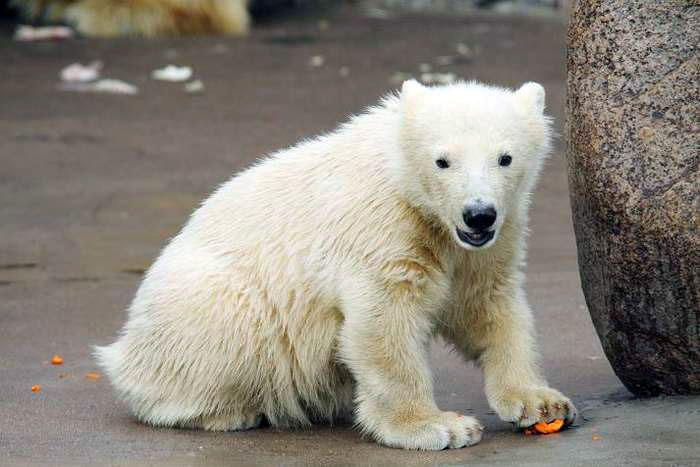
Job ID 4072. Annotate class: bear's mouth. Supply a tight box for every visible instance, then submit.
[456,227,495,247]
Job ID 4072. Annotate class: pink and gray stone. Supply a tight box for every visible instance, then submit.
[566,0,699,396]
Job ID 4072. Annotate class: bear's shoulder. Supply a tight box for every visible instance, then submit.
[373,200,452,291]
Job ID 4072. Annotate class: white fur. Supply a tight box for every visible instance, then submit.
[13,0,249,37]
[96,80,576,450]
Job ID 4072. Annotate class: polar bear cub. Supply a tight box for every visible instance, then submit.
[96,80,576,450]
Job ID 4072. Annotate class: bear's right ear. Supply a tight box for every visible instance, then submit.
[401,79,426,103]
[515,82,546,114]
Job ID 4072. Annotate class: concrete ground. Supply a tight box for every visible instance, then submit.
[1,4,699,466]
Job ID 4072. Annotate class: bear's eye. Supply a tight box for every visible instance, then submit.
[499,154,512,167]
[435,158,450,169]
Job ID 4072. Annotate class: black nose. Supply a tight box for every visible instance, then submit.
[463,206,497,231]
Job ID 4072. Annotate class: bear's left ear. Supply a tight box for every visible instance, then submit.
[515,82,546,114]
[400,79,427,119]
[401,79,427,104]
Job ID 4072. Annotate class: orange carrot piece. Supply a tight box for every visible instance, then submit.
[533,419,565,434]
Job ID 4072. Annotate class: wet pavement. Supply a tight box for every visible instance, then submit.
[1,5,699,466]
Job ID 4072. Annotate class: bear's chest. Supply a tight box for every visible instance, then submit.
[447,255,506,312]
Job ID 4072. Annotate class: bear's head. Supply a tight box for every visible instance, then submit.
[397,80,552,250]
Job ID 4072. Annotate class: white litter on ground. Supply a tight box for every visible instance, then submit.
[184,79,204,94]
[420,72,457,85]
[14,25,74,41]
[339,66,350,77]
[456,43,476,59]
[59,79,139,95]
[364,7,391,19]
[309,55,325,68]
[151,65,193,82]
[60,61,103,83]
[434,55,456,66]
[92,79,138,94]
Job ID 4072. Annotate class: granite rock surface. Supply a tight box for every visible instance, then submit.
[567,0,700,396]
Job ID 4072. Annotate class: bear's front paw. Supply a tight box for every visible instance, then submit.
[490,386,576,428]
[377,411,483,450]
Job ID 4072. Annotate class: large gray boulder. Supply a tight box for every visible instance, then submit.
[566,0,699,396]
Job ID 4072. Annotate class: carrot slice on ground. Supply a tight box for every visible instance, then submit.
[51,355,64,365]
[533,419,565,434]
[85,372,101,380]
[31,384,41,393]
